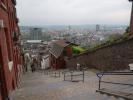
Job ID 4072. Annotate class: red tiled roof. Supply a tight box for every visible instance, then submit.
[49,40,71,58]
[54,40,70,48]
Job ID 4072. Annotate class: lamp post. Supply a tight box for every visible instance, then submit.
[129,0,133,34]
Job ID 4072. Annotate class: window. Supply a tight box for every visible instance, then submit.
[4,28,12,61]
[1,0,7,10]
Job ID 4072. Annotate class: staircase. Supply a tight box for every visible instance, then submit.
[10,70,133,100]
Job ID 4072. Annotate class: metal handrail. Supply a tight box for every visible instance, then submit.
[49,70,61,78]
[63,70,85,82]
[97,72,133,76]
[44,69,61,78]
[96,71,133,90]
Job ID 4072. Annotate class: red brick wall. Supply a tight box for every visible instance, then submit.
[50,46,72,70]
[50,54,66,70]
[0,44,8,100]
[130,3,133,33]
[65,46,72,57]
[0,0,21,99]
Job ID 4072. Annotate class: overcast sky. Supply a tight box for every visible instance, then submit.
[16,0,132,26]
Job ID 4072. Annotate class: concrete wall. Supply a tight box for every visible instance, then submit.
[66,38,133,71]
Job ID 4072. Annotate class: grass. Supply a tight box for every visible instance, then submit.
[72,46,87,54]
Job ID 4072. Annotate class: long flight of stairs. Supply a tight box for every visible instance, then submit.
[11,70,133,100]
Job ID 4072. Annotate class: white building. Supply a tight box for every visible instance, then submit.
[41,55,49,69]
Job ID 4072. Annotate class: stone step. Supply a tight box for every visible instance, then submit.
[63,92,123,100]
[96,88,133,100]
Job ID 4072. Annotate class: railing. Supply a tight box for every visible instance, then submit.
[44,69,51,75]
[50,70,61,78]
[97,71,133,90]
[63,70,85,82]
[44,69,61,78]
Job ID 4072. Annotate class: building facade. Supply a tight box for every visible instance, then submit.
[130,0,133,33]
[0,0,22,100]
[30,28,42,40]
[96,24,100,32]
[49,40,72,69]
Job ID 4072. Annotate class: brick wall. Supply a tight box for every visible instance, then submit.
[66,38,133,71]
[130,2,133,33]
[0,0,22,99]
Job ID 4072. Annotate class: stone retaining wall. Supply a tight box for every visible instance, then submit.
[66,38,133,71]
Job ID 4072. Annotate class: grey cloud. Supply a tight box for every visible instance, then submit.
[16,0,132,26]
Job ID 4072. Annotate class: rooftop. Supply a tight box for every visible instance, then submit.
[49,40,71,58]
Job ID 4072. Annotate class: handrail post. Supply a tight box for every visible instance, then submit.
[59,71,61,77]
[83,70,85,82]
[97,73,103,90]
[44,69,45,75]
[64,72,65,81]
[99,77,101,90]
[71,72,73,81]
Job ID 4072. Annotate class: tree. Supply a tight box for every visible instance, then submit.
[125,26,130,33]
[107,33,122,43]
